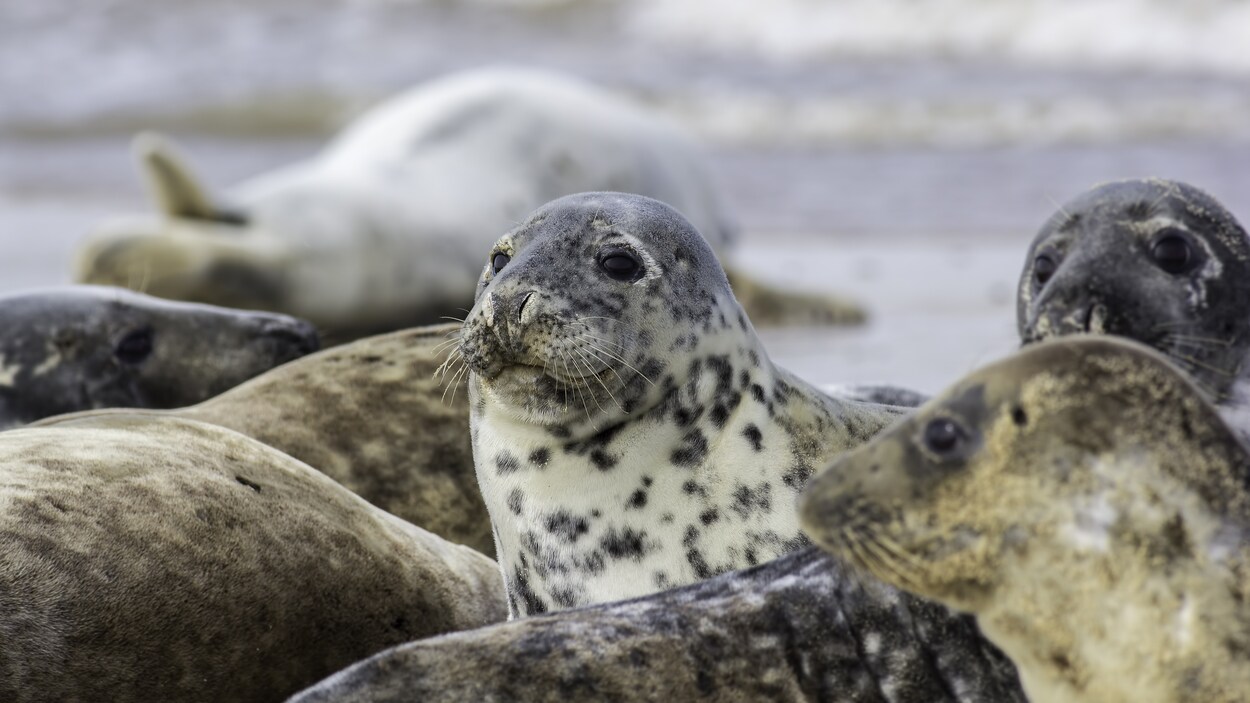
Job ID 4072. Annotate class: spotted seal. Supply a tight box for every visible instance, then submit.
[0,285,317,428]
[75,67,863,340]
[800,336,1250,703]
[36,323,492,556]
[0,413,505,703]
[457,192,903,616]
[289,546,1026,703]
[1017,178,1250,428]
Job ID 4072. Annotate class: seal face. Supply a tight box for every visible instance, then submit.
[1017,178,1250,409]
[458,192,902,616]
[800,337,1250,703]
[0,286,318,428]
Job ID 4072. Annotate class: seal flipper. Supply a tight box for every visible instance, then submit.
[132,132,224,223]
[724,266,867,327]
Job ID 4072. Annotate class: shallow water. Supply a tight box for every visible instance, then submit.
[4,0,1250,393]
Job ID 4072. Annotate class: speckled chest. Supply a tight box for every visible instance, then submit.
[472,350,896,617]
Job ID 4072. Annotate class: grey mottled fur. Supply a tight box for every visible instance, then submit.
[289,547,1025,703]
[0,415,505,702]
[35,323,493,556]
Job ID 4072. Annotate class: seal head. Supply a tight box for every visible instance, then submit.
[460,192,901,616]
[1017,178,1250,402]
[0,286,318,427]
[800,336,1250,703]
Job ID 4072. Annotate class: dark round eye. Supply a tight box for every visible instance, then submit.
[1033,254,1057,285]
[115,328,154,365]
[600,253,641,281]
[1151,231,1194,274]
[923,418,966,455]
[492,253,510,274]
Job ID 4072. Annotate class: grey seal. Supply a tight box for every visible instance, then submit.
[288,546,1026,703]
[0,414,505,702]
[76,68,864,340]
[457,192,903,616]
[1017,178,1250,422]
[0,285,317,428]
[35,323,491,556]
[800,336,1250,703]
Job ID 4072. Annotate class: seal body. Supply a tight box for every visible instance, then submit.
[459,192,901,616]
[36,323,492,556]
[1017,178,1250,430]
[800,337,1250,703]
[0,414,505,703]
[76,68,862,338]
[0,285,317,428]
[289,546,1026,703]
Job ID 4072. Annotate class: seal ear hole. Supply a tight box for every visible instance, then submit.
[1033,254,1057,286]
[491,252,511,275]
[234,475,262,493]
[1151,230,1198,275]
[114,327,154,365]
[1012,406,1028,426]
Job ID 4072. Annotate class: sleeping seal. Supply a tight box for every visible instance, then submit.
[75,68,864,339]
[459,192,903,616]
[801,336,1250,703]
[0,285,317,428]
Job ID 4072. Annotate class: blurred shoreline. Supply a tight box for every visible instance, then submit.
[4,0,1249,390]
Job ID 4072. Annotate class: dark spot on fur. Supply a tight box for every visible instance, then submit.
[699,508,719,526]
[507,489,524,516]
[750,384,766,404]
[671,429,708,466]
[512,566,547,615]
[642,476,653,487]
[590,450,618,471]
[529,448,550,466]
[709,403,729,427]
[601,527,650,560]
[495,452,521,475]
[627,489,648,509]
[545,511,589,543]
[551,587,578,609]
[742,423,763,451]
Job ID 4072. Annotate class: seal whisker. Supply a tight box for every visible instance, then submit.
[570,353,611,416]
[1160,333,1231,349]
[578,345,632,396]
[1169,351,1236,378]
[574,337,656,387]
[574,348,625,413]
[561,351,596,429]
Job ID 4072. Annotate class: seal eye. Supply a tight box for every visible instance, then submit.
[922,418,966,456]
[600,253,641,281]
[115,328,154,365]
[1151,231,1195,275]
[1034,254,1057,285]
[492,253,510,274]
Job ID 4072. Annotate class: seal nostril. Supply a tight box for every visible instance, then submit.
[264,320,321,356]
[517,291,535,323]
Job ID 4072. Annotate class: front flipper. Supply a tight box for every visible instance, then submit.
[725,266,867,327]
